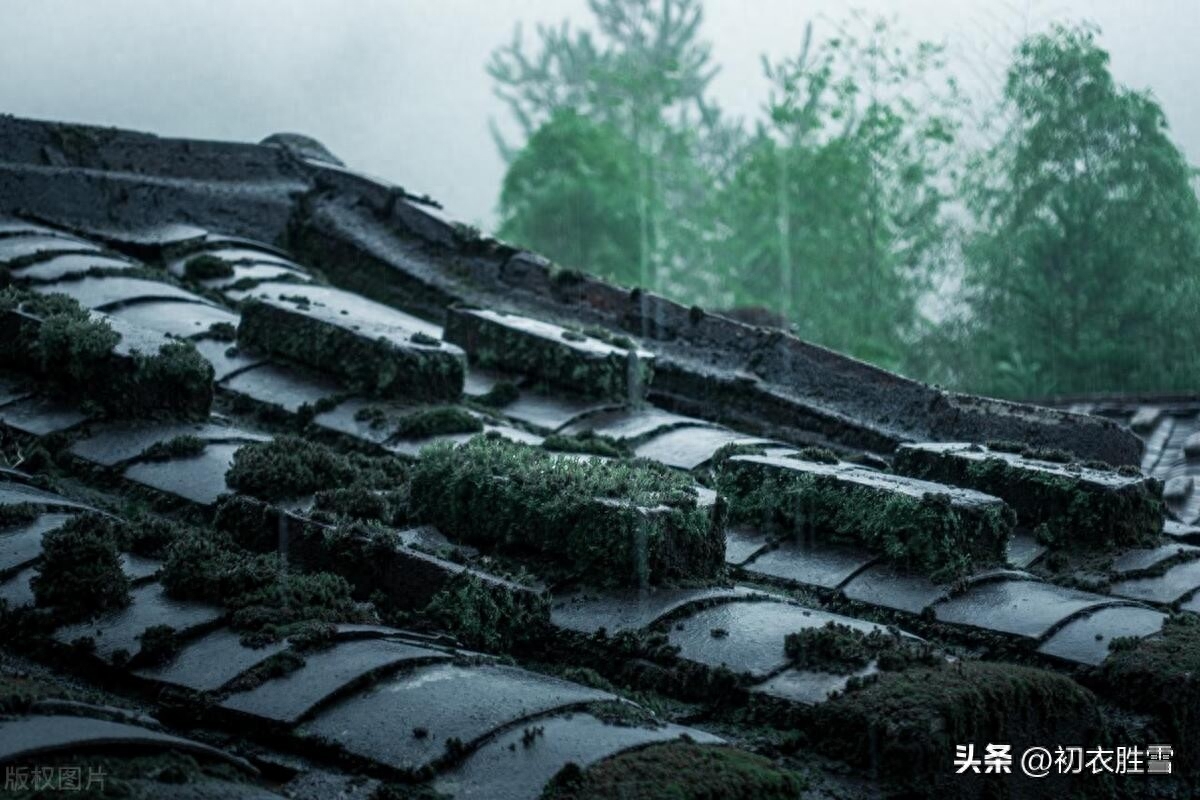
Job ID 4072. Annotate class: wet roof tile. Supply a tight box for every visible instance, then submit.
[107,300,239,340]
[724,526,772,566]
[0,234,100,265]
[1036,605,1166,665]
[435,713,721,800]
[933,578,1119,639]
[560,406,713,441]
[71,420,268,467]
[192,339,264,382]
[0,481,94,513]
[840,563,950,614]
[634,427,774,470]
[298,662,613,771]
[31,276,211,311]
[751,662,879,706]
[12,253,135,282]
[1110,542,1200,575]
[0,512,72,577]
[219,638,451,725]
[136,628,289,692]
[0,395,89,436]
[741,539,878,590]
[551,586,762,635]
[54,583,224,661]
[498,392,618,432]
[0,565,35,608]
[122,442,242,506]
[1006,531,1047,569]
[1109,559,1200,604]
[228,282,443,339]
[220,363,344,415]
[203,262,311,290]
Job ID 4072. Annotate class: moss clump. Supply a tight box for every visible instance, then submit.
[137,624,180,666]
[1097,614,1200,772]
[894,444,1162,548]
[31,513,130,622]
[807,661,1105,792]
[410,331,441,347]
[203,321,238,341]
[0,502,41,528]
[541,742,806,800]
[140,435,206,462]
[392,406,483,439]
[225,650,306,693]
[717,457,1013,582]
[409,438,722,587]
[790,446,839,465]
[183,255,235,281]
[424,573,549,651]
[583,326,635,351]
[542,432,629,459]
[313,484,406,526]
[474,380,520,408]
[785,622,938,674]
[225,436,408,502]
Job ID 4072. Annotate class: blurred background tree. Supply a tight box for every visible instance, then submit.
[490,2,1200,400]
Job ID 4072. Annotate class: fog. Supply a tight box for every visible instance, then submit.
[2,0,1197,229]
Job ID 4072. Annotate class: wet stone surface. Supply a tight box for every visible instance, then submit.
[932,578,1117,639]
[0,374,32,408]
[751,662,879,706]
[167,249,298,279]
[551,585,762,634]
[741,538,878,590]
[1110,542,1200,575]
[108,300,240,340]
[136,627,290,692]
[0,481,94,513]
[0,512,72,576]
[204,262,311,290]
[193,339,264,382]
[840,563,951,614]
[724,526,772,566]
[635,427,774,470]
[498,391,617,433]
[299,662,614,771]
[0,394,89,436]
[560,406,712,441]
[219,638,452,724]
[229,282,443,339]
[220,363,345,415]
[0,564,35,608]
[32,276,211,311]
[1109,558,1200,605]
[123,442,242,506]
[1006,531,1048,569]
[12,253,135,282]
[0,234,100,265]
[54,583,224,661]
[435,712,722,800]
[667,599,884,678]
[71,420,268,467]
[1036,605,1166,665]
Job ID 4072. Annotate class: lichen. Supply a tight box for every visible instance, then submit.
[31,513,131,622]
[409,438,722,587]
[541,742,807,800]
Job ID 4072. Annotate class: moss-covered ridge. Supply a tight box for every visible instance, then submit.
[408,437,723,587]
[443,307,653,402]
[0,288,214,418]
[894,442,1162,548]
[238,296,465,401]
[717,454,1014,581]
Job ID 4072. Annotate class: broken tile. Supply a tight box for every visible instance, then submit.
[220,638,451,724]
[220,363,345,415]
[444,307,653,401]
[551,586,762,635]
[71,420,268,467]
[636,427,773,470]
[12,253,135,282]
[724,526,772,566]
[667,599,885,678]
[933,578,1118,639]
[32,276,210,311]
[54,583,224,661]
[136,627,289,692]
[840,564,950,614]
[1109,559,1200,605]
[435,713,721,800]
[742,539,878,590]
[560,406,711,441]
[108,300,239,340]
[123,442,241,506]
[237,292,464,401]
[0,513,72,577]
[1037,606,1166,665]
[0,394,88,436]
[299,662,613,770]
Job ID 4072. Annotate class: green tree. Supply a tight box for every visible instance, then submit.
[949,23,1200,397]
[718,16,962,370]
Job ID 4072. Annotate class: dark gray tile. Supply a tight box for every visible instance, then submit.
[0,565,35,608]
[192,339,264,382]
[560,407,711,441]
[71,420,268,467]
[108,300,239,340]
[54,583,224,661]
[750,662,879,706]
[1006,531,1047,569]
[13,253,135,282]
[634,427,774,470]
[551,585,762,634]
[1111,543,1200,575]
[0,513,72,576]
[32,276,210,311]
[933,579,1117,639]
[724,526,772,566]
[1109,559,1200,604]
[840,563,950,614]
[1037,606,1166,665]
[228,282,443,339]
[742,539,878,590]
[0,481,93,513]
[123,442,241,506]
[0,235,99,265]
[136,628,289,692]
[500,392,618,433]
[0,395,88,436]
[220,363,345,415]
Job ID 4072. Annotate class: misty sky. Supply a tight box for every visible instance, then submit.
[2,1,1198,229]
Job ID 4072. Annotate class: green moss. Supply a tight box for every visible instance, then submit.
[225,436,407,502]
[582,326,635,351]
[225,650,306,693]
[542,432,629,458]
[790,446,839,465]
[784,622,939,674]
[409,438,722,587]
[424,573,549,651]
[140,435,206,462]
[541,742,806,800]
[31,513,131,622]
[393,406,483,439]
[203,321,238,341]
[355,405,390,430]
[807,661,1104,790]
[184,255,235,281]
[411,331,441,347]
[0,502,40,528]
[474,380,520,408]
[717,458,1012,581]
[313,484,406,525]
[894,445,1162,548]
[136,624,180,666]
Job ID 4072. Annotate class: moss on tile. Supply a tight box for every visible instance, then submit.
[140,434,206,462]
[392,406,482,439]
[183,255,235,281]
[541,742,807,800]
[0,502,41,528]
[473,380,520,408]
[409,438,722,587]
[717,457,1013,582]
[31,513,130,622]
[423,572,549,651]
[542,432,629,459]
[225,435,408,502]
[784,622,937,674]
[894,444,1162,548]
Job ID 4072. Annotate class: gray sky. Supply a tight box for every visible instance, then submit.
[2,1,1198,229]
